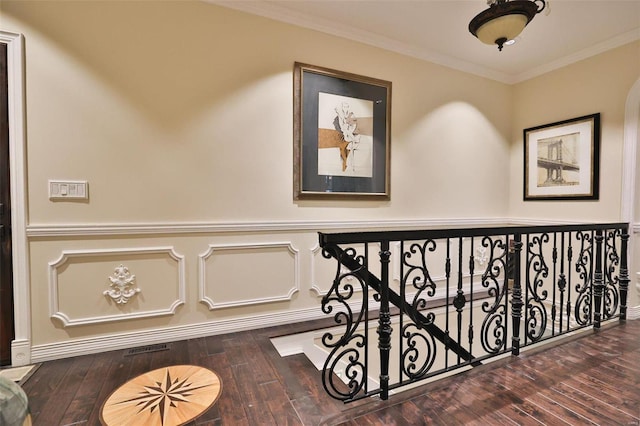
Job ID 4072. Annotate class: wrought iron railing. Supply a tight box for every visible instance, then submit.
[318,223,629,402]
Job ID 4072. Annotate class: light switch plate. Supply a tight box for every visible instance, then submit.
[49,180,88,200]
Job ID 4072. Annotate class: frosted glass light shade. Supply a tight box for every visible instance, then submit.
[469,0,544,50]
[475,14,529,45]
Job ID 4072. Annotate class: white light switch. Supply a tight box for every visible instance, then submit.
[49,180,88,200]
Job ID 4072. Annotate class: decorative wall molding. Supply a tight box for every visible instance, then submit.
[26,217,510,238]
[199,242,299,310]
[104,264,141,305]
[49,247,185,327]
[0,30,31,367]
[29,269,634,364]
[309,244,325,297]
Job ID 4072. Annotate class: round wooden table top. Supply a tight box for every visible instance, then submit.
[100,365,222,426]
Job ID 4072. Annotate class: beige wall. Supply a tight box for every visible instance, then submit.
[2,0,517,362]
[509,41,640,221]
[4,0,512,225]
[2,1,638,364]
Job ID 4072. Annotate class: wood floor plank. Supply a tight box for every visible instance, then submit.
[538,387,618,425]
[493,404,547,426]
[500,399,573,426]
[392,399,439,424]
[149,338,190,370]
[21,356,75,421]
[16,318,640,426]
[550,382,638,425]
[422,380,486,424]
[566,375,640,419]
[231,360,278,425]
[573,370,640,415]
[524,391,599,425]
[258,379,303,426]
[186,338,222,424]
[223,332,278,387]
[468,410,519,426]
[203,352,249,426]
[127,348,153,379]
[86,351,134,426]
[354,404,424,426]
[408,394,468,425]
[32,353,94,423]
[58,352,114,426]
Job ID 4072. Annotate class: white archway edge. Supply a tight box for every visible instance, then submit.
[621,77,640,318]
[621,77,640,223]
[0,31,31,366]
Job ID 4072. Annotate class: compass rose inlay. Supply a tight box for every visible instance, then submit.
[100,365,222,426]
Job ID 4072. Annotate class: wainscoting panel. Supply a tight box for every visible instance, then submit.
[49,247,185,327]
[25,217,606,365]
[199,242,299,309]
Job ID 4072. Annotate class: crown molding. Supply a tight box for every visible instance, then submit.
[512,28,640,84]
[209,0,513,84]
[209,2,640,85]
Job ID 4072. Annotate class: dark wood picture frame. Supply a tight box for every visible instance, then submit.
[524,113,600,201]
[293,62,391,200]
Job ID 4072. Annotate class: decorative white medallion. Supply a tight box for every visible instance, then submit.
[475,246,489,267]
[104,264,141,305]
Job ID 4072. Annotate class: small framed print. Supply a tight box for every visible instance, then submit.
[293,62,391,200]
[524,113,600,201]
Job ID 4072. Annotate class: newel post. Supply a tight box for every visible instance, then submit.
[593,230,604,329]
[511,234,523,356]
[619,227,630,321]
[377,241,392,400]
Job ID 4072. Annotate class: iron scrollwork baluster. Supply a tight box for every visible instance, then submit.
[479,236,508,354]
[525,234,549,342]
[401,239,437,327]
[400,239,438,379]
[602,229,621,320]
[400,324,436,380]
[320,246,367,401]
[574,231,593,325]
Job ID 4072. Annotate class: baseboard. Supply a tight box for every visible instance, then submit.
[30,300,640,364]
[30,306,327,363]
[11,339,31,367]
[627,305,640,320]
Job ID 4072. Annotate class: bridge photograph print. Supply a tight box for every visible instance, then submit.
[523,113,600,201]
[293,62,391,200]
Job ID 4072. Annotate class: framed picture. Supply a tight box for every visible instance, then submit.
[293,62,391,200]
[524,113,600,201]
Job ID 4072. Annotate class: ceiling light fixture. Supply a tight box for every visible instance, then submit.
[469,0,547,51]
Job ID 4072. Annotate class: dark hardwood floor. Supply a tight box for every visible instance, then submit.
[20,318,640,425]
